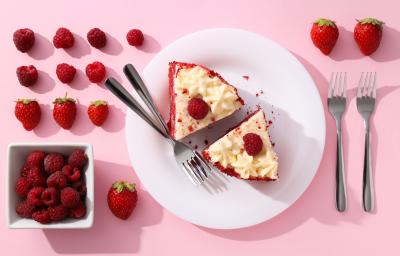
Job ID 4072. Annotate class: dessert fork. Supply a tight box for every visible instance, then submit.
[356,72,376,212]
[328,72,347,212]
[105,74,210,186]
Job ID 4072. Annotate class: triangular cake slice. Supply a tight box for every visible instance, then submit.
[168,61,244,140]
[202,109,278,180]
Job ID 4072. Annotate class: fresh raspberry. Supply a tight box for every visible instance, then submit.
[27,187,45,206]
[56,63,76,83]
[41,187,60,207]
[27,166,46,187]
[32,209,51,224]
[16,200,35,218]
[70,201,86,219]
[26,150,46,168]
[48,205,69,221]
[20,163,30,177]
[53,27,74,48]
[61,187,80,208]
[44,153,65,174]
[47,171,67,189]
[243,133,263,156]
[16,65,38,87]
[68,149,88,169]
[126,29,144,46]
[72,181,87,197]
[15,177,32,197]
[85,61,106,83]
[187,98,210,120]
[87,28,107,48]
[13,28,35,52]
[62,165,81,182]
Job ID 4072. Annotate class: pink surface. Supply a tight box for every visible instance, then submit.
[1,0,399,255]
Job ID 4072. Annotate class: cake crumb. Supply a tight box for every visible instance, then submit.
[242,75,249,81]
[194,145,198,150]
[204,139,208,145]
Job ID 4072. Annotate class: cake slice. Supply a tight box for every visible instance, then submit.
[202,109,278,180]
[168,61,244,140]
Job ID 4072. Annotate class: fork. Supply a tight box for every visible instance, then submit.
[357,72,376,212]
[104,73,210,185]
[328,72,347,212]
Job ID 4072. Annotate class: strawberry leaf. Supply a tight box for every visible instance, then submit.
[314,18,336,27]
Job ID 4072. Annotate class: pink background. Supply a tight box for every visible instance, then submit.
[1,0,399,255]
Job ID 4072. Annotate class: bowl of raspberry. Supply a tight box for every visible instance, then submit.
[6,142,94,229]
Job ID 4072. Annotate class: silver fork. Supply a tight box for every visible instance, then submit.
[357,72,376,212]
[105,76,211,185]
[328,72,347,212]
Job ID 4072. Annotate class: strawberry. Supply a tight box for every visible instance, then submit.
[15,99,41,131]
[53,94,77,129]
[310,18,339,55]
[87,100,109,126]
[354,17,384,55]
[107,181,137,220]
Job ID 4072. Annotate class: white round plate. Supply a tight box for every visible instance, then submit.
[126,28,325,229]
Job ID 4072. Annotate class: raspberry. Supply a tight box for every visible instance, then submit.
[187,98,210,120]
[27,166,46,187]
[61,187,80,208]
[13,28,35,52]
[16,65,38,87]
[243,133,263,156]
[16,200,35,218]
[48,205,69,221]
[20,163,30,177]
[126,29,144,46]
[85,61,106,83]
[44,153,65,174]
[87,28,106,48]
[26,150,46,168]
[53,27,74,48]
[41,187,60,207]
[32,209,51,224]
[72,181,87,197]
[15,177,32,197]
[56,63,76,83]
[70,201,86,219]
[27,187,45,206]
[62,165,81,182]
[68,149,88,169]
[47,171,67,189]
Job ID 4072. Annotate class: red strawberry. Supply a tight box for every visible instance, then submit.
[354,17,384,55]
[107,181,137,220]
[15,99,41,131]
[53,94,77,129]
[310,18,339,55]
[87,100,109,126]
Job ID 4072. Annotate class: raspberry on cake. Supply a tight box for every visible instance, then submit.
[168,61,244,140]
[202,109,278,180]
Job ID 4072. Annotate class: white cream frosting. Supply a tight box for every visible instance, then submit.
[173,65,243,140]
[205,110,278,179]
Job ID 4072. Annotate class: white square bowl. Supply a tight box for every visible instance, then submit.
[6,142,94,229]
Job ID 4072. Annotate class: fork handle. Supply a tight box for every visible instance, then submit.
[362,128,374,212]
[336,129,347,212]
[123,64,171,136]
[104,77,169,139]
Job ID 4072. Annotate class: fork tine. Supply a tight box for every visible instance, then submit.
[190,158,207,181]
[367,72,373,97]
[337,72,342,97]
[193,156,208,177]
[194,151,211,171]
[187,159,204,182]
[328,72,334,98]
[182,162,201,185]
[343,72,347,97]
[357,72,364,97]
[372,72,377,98]
[333,72,339,97]
[363,72,371,97]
